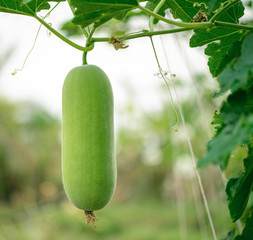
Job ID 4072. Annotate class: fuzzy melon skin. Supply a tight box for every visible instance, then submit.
[62,65,116,211]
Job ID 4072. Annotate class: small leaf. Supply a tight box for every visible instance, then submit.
[204,31,244,77]
[190,0,246,77]
[198,115,253,169]
[198,88,253,169]
[0,0,63,16]
[190,1,245,47]
[216,33,253,95]
[68,0,138,27]
[61,20,82,37]
[226,149,253,221]
[211,110,223,135]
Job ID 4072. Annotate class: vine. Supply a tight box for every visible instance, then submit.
[11,23,42,75]
[149,36,179,132]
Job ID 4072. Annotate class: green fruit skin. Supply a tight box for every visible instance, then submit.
[62,65,116,211]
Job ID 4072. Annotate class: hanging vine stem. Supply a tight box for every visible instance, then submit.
[159,33,211,240]
[12,2,60,75]
[173,170,188,240]
[11,23,42,75]
[83,26,96,65]
[150,35,218,240]
[172,81,218,240]
[149,36,179,131]
[166,30,244,235]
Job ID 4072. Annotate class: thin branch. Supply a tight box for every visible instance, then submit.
[138,5,213,29]
[214,20,253,30]
[91,27,194,43]
[139,4,253,32]
[86,26,96,45]
[34,15,94,52]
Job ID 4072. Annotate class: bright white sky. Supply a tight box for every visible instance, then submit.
[0,2,213,127]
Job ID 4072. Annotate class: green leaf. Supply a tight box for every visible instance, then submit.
[234,210,253,240]
[190,0,246,77]
[219,90,251,126]
[190,1,245,47]
[198,115,253,169]
[146,0,209,23]
[208,0,221,12]
[204,31,244,78]
[68,0,138,27]
[61,20,82,37]
[226,148,253,221]
[198,88,253,169]
[0,0,63,16]
[216,33,253,95]
[211,110,224,135]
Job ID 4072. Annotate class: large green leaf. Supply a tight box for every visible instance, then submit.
[204,31,245,78]
[198,115,253,169]
[0,0,63,16]
[216,33,253,95]
[68,0,138,27]
[190,1,245,47]
[190,0,246,77]
[226,149,253,221]
[198,88,253,169]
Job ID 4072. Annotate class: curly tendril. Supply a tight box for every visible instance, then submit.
[150,35,179,132]
[11,24,42,75]
[47,23,52,37]
[193,2,208,9]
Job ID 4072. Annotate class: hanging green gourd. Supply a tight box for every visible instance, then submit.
[62,64,116,226]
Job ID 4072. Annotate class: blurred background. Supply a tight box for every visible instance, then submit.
[0,2,245,239]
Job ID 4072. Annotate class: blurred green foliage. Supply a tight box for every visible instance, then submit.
[0,99,62,205]
[0,200,230,240]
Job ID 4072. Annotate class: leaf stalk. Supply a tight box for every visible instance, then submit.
[149,0,166,31]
